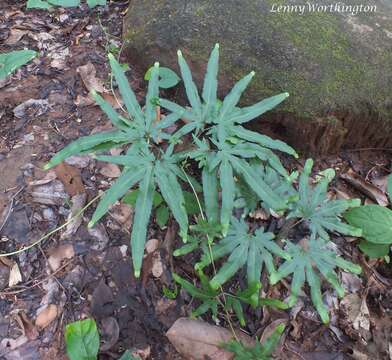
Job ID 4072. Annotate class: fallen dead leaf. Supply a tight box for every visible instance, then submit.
[151,252,163,278]
[340,293,370,339]
[8,262,22,287]
[145,239,160,254]
[54,163,85,196]
[15,311,39,340]
[48,244,75,272]
[259,318,288,346]
[110,203,133,229]
[77,62,105,93]
[166,318,254,360]
[100,317,120,351]
[341,169,389,206]
[35,304,58,329]
[131,346,151,360]
[99,163,121,178]
[30,179,68,205]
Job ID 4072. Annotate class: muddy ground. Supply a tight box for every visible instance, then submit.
[0,1,392,359]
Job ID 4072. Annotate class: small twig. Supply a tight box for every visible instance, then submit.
[0,186,25,234]
[0,193,102,258]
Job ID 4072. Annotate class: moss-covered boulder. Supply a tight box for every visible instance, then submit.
[123,0,392,154]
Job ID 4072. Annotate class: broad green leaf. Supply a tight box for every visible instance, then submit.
[183,191,202,215]
[87,0,106,8]
[228,92,289,124]
[119,351,140,360]
[44,131,130,170]
[155,161,188,241]
[48,0,80,6]
[344,205,392,244]
[202,44,219,116]
[89,168,145,227]
[202,166,219,223]
[156,205,169,228]
[91,90,131,129]
[219,160,235,235]
[177,50,202,116]
[131,166,154,277]
[358,240,390,258]
[145,66,181,89]
[108,53,144,125]
[218,71,254,123]
[123,190,163,208]
[65,319,99,360]
[26,0,52,8]
[0,50,37,80]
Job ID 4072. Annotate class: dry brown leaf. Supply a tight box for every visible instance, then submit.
[145,239,160,254]
[99,163,121,178]
[61,193,87,239]
[8,262,22,287]
[54,163,85,196]
[35,304,58,329]
[77,62,105,93]
[340,293,370,339]
[341,169,389,206]
[166,318,254,360]
[259,318,288,345]
[15,311,39,340]
[48,244,75,272]
[5,28,30,45]
[151,252,163,278]
[110,203,133,228]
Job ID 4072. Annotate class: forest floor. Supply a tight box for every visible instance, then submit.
[0,1,392,359]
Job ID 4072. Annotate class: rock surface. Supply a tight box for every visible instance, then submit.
[123,0,392,154]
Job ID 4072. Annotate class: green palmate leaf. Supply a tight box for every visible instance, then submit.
[0,50,37,79]
[87,0,106,8]
[223,323,285,360]
[288,159,362,241]
[155,161,188,241]
[219,159,235,235]
[89,168,145,227]
[197,218,289,289]
[145,66,181,89]
[44,131,130,170]
[202,165,219,223]
[65,319,99,360]
[358,240,390,258]
[344,205,392,244]
[131,166,155,277]
[108,53,144,125]
[270,238,362,323]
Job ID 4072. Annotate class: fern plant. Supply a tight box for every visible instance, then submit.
[287,159,362,241]
[160,44,298,234]
[270,238,362,323]
[45,57,189,277]
[196,217,290,289]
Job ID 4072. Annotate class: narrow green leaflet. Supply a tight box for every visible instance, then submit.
[108,53,144,125]
[89,168,145,227]
[145,62,160,130]
[197,218,289,289]
[156,205,169,228]
[0,50,37,80]
[44,131,130,169]
[202,44,219,116]
[219,159,235,235]
[202,166,219,223]
[48,0,80,6]
[344,205,392,244]
[65,319,99,360]
[26,0,52,8]
[270,238,362,323]
[131,166,155,277]
[155,161,188,241]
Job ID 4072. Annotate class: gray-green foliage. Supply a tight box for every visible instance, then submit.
[26,0,105,9]
[0,50,37,80]
[287,159,362,241]
[270,238,361,323]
